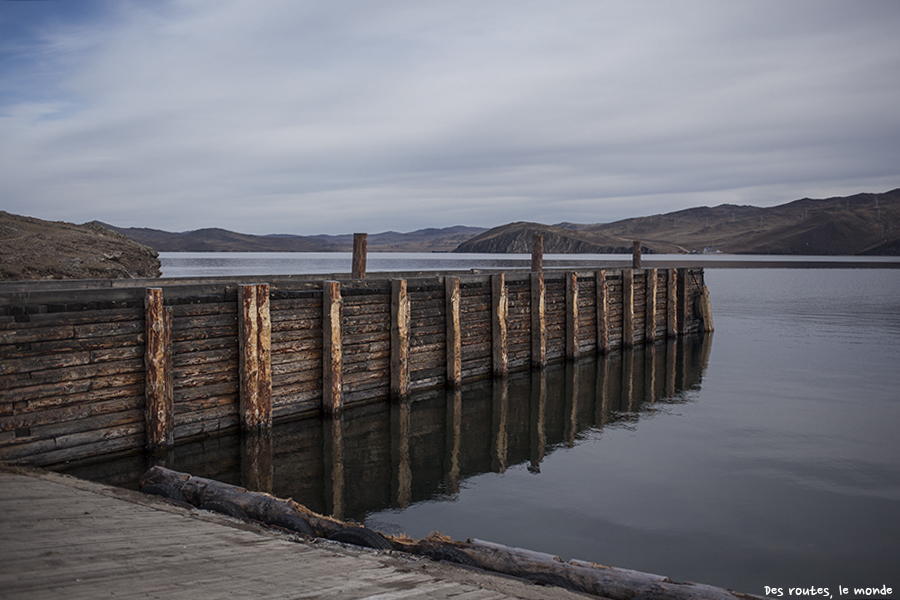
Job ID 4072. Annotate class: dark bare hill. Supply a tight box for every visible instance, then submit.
[100,224,486,253]
[456,188,900,255]
[1,212,161,280]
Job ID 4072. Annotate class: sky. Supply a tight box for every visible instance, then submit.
[1,1,899,236]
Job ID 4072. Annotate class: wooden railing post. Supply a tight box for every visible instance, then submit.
[565,272,579,360]
[239,284,272,430]
[391,279,410,399]
[623,269,635,348]
[144,288,173,451]
[596,270,609,354]
[323,280,343,415]
[645,269,658,343]
[352,233,367,279]
[530,272,546,369]
[491,273,508,378]
[445,276,462,386]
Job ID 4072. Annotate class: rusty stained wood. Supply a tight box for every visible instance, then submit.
[667,268,678,338]
[645,268,658,343]
[676,267,688,336]
[530,272,546,369]
[596,270,609,354]
[238,284,272,430]
[352,233,367,279]
[444,276,461,386]
[565,272,579,360]
[322,280,343,415]
[390,279,410,399]
[622,269,635,348]
[700,285,714,332]
[491,274,508,378]
[144,288,173,451]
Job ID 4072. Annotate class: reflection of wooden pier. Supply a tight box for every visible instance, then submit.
[63,334,712,522]
[2,259,710,466]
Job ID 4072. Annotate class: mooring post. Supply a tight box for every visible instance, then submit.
[596,270,609,354]
[565,271,579,360]
[676,267,688,336]
[239,284,272,430]
[632,241,642,269]
[391,279,410,399]
[532,233,543,273]
[645,269,658,343]
[144,288,173,451]
[699,285,714,332]
[530,272,546,369]
[352,233,367,279]
[445,276,462,386]
[323,280,343,415]
[623,269,635,348]
[491,273,509,378]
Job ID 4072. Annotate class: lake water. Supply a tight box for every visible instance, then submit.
[64,255,900,597]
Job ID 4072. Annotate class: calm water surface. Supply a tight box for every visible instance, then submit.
[65,259,900,596]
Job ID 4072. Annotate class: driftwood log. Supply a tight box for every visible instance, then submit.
[140,467,762,600]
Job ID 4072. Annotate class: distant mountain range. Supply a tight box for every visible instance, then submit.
[98,188,899,255]
[93,224,488,253]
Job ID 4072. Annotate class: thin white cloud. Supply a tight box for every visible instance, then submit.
[1,0,898,235]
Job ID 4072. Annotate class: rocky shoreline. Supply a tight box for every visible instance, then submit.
[0,211,161,281]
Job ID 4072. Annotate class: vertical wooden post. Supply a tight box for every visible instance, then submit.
[391,279,410,399]
[632,240,642,269]
[596,270,609,354]
[445,276,462,386]
[241,430,273,494]
[391,399,411,509]
[623,269,634,348]
[325,416,344,519]
[256,284,272,425]
[699,285,714,332]
[239,284,272,430]
[323,280,343,415]
[532,233,543,272]
[565,271,579,360]
[352,233,367,279]
[530,272,546,369]
[645,268,658,343]
[667,268,678,338]
[492,273,508,378]
[676,267,688,336]
[144,288,173,451]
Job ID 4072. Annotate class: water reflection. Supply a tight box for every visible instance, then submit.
[61,333,712,524]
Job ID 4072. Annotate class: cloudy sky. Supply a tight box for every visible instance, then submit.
[1,1,899,235]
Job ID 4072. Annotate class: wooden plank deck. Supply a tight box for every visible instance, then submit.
[0,467,591,600]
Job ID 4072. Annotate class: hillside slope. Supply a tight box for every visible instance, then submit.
[1,212,161,280]
[456,189,900,254]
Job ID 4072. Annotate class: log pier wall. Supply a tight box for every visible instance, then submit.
[1,268,709,465]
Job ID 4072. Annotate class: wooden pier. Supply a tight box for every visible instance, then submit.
[0,466,590,600]
[1,262,711,466]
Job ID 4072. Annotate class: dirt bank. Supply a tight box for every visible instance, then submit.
[0,211,161,281]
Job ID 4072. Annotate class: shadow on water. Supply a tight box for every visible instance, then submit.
[60,333,712,523]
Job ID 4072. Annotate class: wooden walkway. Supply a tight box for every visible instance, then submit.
[0,468,590,600]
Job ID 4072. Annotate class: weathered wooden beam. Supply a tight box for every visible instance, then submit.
[239,284,272,430]
[699,285,714,332]
[565,271,579,360]
[322,280,343,415]
[491,274,508,378]
[676,267,688,336]
[352,233,367,279]
[632,240,642,269]
[390,279,410,399]
[667,268,677,338]
[445,276,462,386]
[645,268,658,343]
[596,270,609,354]
[530,272,546,369]
[622,269,634,348]
[144,288,173,451]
